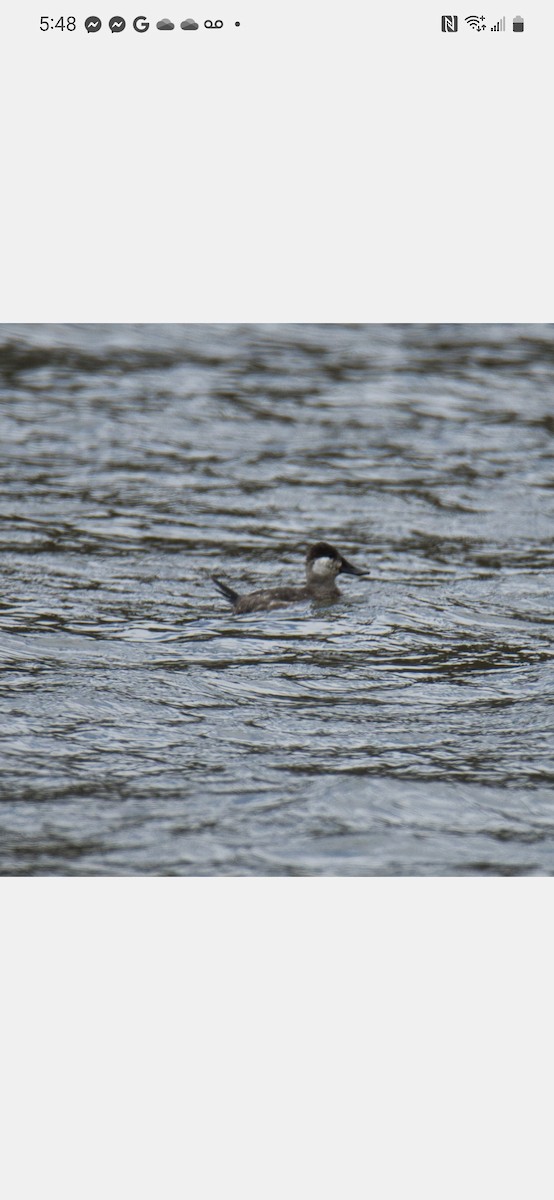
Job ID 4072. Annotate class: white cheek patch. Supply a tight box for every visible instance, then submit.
[311,556,335,577]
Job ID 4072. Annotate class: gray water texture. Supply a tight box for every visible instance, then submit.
[1,323,554,875]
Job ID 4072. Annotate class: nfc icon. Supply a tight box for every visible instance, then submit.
[441,15,458,32]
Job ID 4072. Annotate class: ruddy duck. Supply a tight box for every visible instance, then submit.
[212,542,367,614]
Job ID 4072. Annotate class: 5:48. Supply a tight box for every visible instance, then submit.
[40,17,77,30]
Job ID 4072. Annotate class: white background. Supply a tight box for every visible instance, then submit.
[1,4,553,1198]
[1,2,553,319]
[3,880,554,1199]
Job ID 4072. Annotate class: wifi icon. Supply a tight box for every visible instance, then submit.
[465,14,487,29]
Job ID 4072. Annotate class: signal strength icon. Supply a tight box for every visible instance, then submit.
[465,14,486,29]
[490,16,506,29]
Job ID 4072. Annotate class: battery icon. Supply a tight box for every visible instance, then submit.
[513,15,524,31]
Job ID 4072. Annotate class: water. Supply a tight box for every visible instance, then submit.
[1,322,554,875]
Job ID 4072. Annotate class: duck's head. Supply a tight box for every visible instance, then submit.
[305,542,367,583]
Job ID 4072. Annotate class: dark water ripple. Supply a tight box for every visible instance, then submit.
[1,323,554,874]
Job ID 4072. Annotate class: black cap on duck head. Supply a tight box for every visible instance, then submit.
[307,542,341,565]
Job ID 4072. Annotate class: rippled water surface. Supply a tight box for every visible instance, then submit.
[2,323,554,875]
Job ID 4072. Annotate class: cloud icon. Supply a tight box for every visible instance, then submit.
[156,18,175,29]
[180,18,199,29]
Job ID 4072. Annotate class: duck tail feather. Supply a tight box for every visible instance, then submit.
[212,576,239,604]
